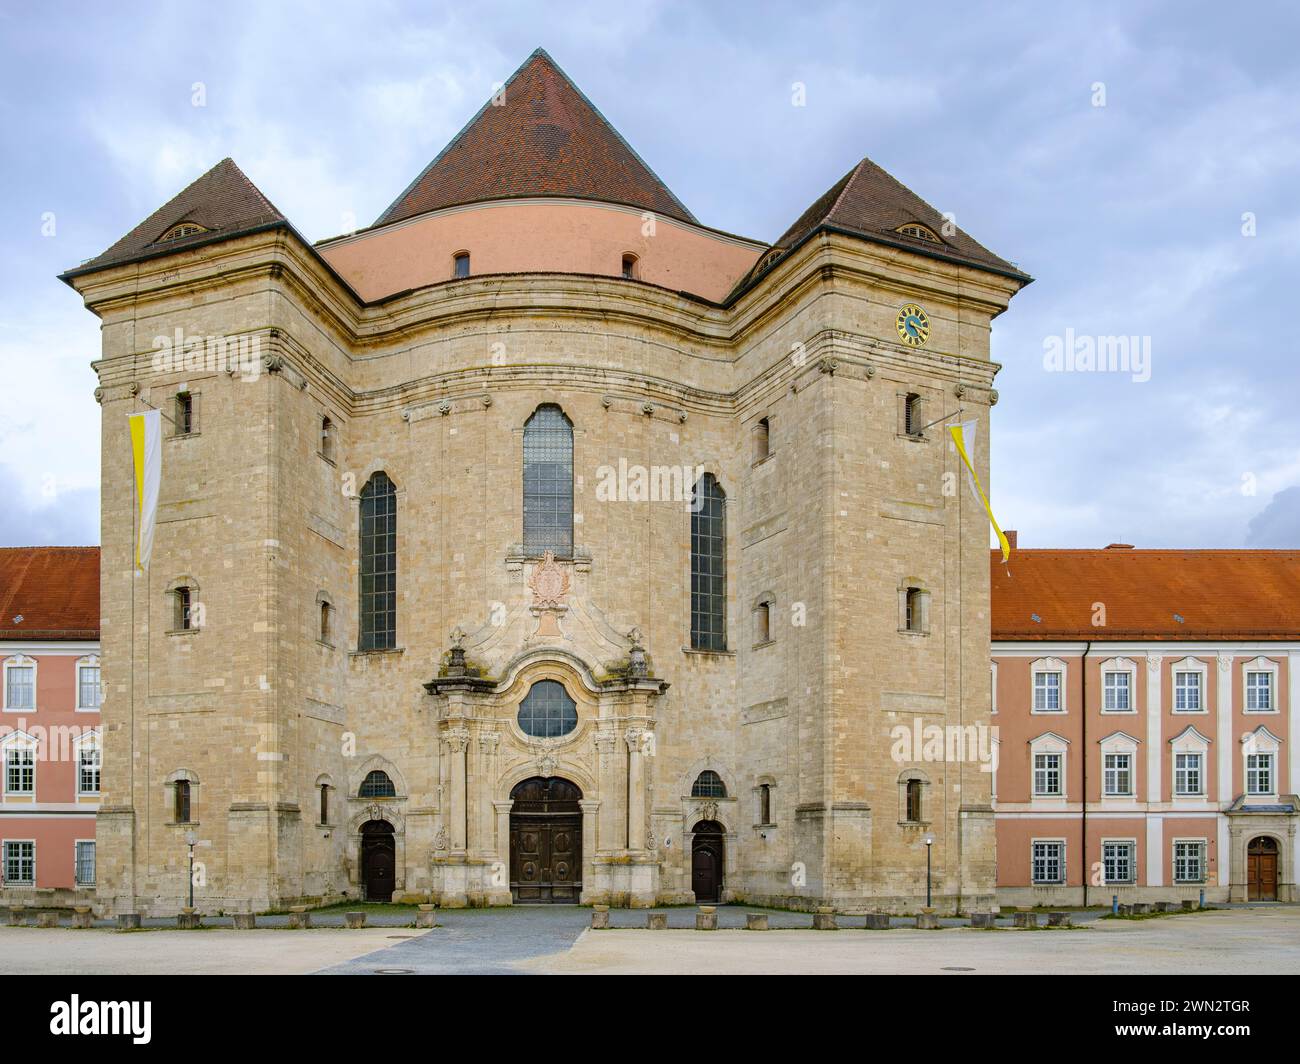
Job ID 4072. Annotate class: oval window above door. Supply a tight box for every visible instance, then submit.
[517,680,578,739]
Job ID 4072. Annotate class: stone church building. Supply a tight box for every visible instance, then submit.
[62,49,1029,915]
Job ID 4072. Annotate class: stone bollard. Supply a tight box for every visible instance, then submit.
[646,913,667,930]
[1117,903,1132,916]
[36,912,59,929]
[970,912,996,929]
[745,913,769,931]
[863,913,891,930]
[288,906,312,929]
[1013,912,1039,928]
[1046,912,1071,927]
[915,912,940,929]
[1132,903,1150,915]
[116,913,141,930]
[344,911,366,929]
[1182,899,1196,911]
[812,906,837,931]
[71,907,94,929]
[7,906,25,927]
[590,904,610,930]
[232,912,256,930]
[177,909,202,929]
[1154,901,1171,913]
[695,906,717,931]
[415,904,439,928]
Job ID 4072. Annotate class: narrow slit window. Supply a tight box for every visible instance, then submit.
[175,392,194,435]
[453,252,470,279]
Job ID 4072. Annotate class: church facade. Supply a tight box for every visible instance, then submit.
[62,49,1029,915]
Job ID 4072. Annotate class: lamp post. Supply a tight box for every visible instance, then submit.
[922,832,935,909]
[185,830,197,910]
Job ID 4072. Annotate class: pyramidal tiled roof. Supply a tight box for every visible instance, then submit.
[751,156,1027,286]
[64,157,287,278]
[376,48,696,228]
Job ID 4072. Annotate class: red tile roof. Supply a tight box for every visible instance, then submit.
[376,48,696,228]
[0,547,100,641]
[62,158,287,278]
[991,548,1300,641]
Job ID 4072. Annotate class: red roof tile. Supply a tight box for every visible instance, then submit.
[62,158,287,278]
[376,48,695,227]
[991,548,1300,641]
[0,547,100,641]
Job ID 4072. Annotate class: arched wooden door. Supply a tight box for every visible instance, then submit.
[509,777,583,903]
[1247,836,1278,901]
[360,820,396,902]
[692,820,725,903]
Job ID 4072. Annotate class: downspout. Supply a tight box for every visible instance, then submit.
[1081,640,1091,907]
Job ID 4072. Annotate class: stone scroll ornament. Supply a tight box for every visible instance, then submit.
[528,550,570,638]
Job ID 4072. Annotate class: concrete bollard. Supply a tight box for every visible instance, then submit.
[416,904,439,928]
[177,909,202,929]
[812,906,837,931]
[590,904,610,930]
[970,912,995,928]
[1047,911,1071,927]
[1118,903,1132,915]
[71,907,94,929]
[646,912,667,930]
[344,911,366,929]
[695,906,717,931]
[1154,901,1171,913]
[116,913,141,930]
[745,913,769,931]
[863,913,891,930]
[232,912,256,929]
[1182,899,1197,911]
[288,906,312,929]
[1013,912,1039,928]
[7,907,25,926]
[1132,903,1151,915]
[915,912,940,929]
[36,912,59,929]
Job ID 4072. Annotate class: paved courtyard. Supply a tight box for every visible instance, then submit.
[0,905,1295,975]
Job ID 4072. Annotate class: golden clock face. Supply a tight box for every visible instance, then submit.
[896,303,930,347]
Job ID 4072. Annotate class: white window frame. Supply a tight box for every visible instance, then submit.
[990,660,998,715]
[1169,725,1211,799]
[1098,731,1141,800]
[1170,656,1208,713]
[1031,838,1066,885]
[1241,727,1281,799]
[1242,657,1279,714]
[1099,657,1137,713]
[1029,733,1069,802]
[1172,838,1207,884]
[2,655,37,713]
[74,731,101,797]
[1030,657,1068,714]
[1101,838,1137,885]
[1103,752,1133,798]
[75,654,102,712]
[2,731,38,798]
[3,839,35,886]
[74,839,96,886]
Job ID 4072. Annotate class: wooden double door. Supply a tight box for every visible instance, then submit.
[510,777,582,903]
[1247,836,1278,901]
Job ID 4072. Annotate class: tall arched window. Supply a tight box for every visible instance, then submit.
[691,473,726,650]
[523,405,573,557]
[359,472,397,650]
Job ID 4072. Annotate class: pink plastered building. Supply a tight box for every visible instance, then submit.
[0,547,101,906]
[991,541,1300,905]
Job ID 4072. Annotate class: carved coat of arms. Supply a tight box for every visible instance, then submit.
[528,550,570,609]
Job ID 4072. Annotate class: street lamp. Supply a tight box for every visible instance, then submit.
[184,830,198,910]
[922,832,935,909]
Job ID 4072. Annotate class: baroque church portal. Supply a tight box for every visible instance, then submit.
[62,49,1028,915]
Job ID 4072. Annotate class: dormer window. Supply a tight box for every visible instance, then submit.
[896,222,941,244]
[621,254,638,279]
[453,251,470,279]
[160,222,207,241]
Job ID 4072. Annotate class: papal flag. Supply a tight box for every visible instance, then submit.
[949,420,1011,563]
[128,410,162,570]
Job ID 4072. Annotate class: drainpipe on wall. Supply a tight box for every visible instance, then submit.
[1081,640,1091,908]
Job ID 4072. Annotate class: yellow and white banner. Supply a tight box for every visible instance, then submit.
[128,410,162,570]
[949,420,1011,563]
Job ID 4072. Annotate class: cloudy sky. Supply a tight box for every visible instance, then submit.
[2,0,1297,549]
